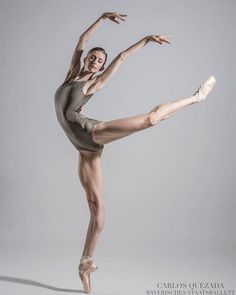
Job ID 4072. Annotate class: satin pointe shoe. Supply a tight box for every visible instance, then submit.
[78,257,98,294]
[193,75,216,103]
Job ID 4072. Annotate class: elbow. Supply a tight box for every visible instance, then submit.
[119,52,125,62]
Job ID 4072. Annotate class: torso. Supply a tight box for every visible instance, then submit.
[54,76,104,152]
[55,76,98,118]
[71,75,99,96]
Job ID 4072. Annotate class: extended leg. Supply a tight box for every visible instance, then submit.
[92,95,195,145]
[93,76,216,146]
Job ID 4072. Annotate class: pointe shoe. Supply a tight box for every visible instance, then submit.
[193,75,216,103]
[78,258,98,294]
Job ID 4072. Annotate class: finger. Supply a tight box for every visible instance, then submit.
[118,14,126,20]
[115,17,122,23]
[153,36,162,43]
[117,14,127,18]
[163,38,173,44]
[116,15,126,21]
[157,35,174,39]
[112,18,120,24]
[154,38,164,45]
[116,13,127,19]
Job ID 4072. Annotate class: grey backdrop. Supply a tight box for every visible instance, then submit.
[0,0,235,294]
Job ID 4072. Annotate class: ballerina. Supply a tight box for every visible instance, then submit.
[54,11,216,294]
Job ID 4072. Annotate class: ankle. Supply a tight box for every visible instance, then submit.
[192,94,198,104]
[80,255,93,263]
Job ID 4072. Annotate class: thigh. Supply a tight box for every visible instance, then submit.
[78,150,104,206]
[92,113,150,145]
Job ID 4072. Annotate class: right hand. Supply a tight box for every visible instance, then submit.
[148,35,173,45]
[102,12,127,24]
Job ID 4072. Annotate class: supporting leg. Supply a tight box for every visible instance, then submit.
[77,150,104,293]
[81,198,105,257]
[78,150,105,258]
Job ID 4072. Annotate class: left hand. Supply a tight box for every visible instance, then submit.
[102,12,127,24]
[148,35,173,45]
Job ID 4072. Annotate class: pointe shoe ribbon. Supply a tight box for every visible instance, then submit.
[193,75,216,103]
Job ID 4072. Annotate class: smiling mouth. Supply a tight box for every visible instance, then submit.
[89,65,96,69]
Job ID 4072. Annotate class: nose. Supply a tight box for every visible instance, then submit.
[90,57,99,64]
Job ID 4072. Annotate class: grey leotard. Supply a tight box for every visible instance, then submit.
[54,78,104,152]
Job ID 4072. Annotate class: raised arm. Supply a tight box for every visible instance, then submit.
[64,12,127,82]
[64,15,105,82]
[93,34,173,91]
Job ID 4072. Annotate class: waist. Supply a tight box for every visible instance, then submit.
[63,107,85,122]
[76,106,85,116]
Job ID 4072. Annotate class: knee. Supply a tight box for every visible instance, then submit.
[146,111,162,127]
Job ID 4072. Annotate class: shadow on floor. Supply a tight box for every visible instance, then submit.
[0,275,84,293]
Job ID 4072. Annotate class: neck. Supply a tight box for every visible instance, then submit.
[77,68,94,81]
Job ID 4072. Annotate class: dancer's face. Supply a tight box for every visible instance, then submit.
[84,50,106,73]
